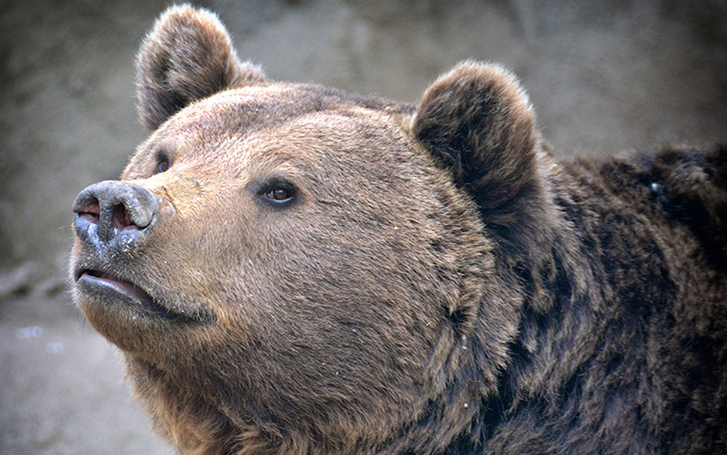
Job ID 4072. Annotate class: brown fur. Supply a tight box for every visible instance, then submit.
[71,5,727,454]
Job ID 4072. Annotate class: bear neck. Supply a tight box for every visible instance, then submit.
[428,158,607,454]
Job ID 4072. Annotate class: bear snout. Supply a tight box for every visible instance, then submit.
[73,180,159,253]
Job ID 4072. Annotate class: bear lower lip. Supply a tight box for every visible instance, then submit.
[77,269,166,316]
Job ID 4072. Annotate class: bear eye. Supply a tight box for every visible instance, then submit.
[260,181,297,206]
[268,188,291,201]
[152,153,171,175]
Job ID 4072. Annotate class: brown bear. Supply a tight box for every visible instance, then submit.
[70,5,727,455]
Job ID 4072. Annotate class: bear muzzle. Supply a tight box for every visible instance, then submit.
[71,180,214,328]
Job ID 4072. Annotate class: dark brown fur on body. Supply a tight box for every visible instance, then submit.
[70,5,727,454]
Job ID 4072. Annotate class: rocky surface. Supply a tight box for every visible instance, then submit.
[1,0,725,453]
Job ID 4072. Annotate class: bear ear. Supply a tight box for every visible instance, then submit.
[136,4,267,130]
[412,62,553,255]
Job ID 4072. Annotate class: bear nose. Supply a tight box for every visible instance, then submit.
[72,181,159,250]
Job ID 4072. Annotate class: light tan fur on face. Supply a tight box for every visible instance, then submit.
[94,83,502,453]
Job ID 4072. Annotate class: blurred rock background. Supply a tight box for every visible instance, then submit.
[1,0,725,453]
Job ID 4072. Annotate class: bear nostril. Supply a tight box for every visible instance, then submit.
[112,203,134,229]
[75,197,101,223]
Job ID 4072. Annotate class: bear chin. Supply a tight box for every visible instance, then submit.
[72,255,217,356]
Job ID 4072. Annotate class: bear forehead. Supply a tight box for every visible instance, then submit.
[135,83,418,174]
[155,83,411,139]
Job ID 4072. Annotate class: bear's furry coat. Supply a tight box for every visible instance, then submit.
[71,5,727,454]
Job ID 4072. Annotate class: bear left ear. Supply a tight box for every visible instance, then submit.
[413,62,555,256]
[136,4,267,130]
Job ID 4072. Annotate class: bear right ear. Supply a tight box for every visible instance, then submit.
[136,4,267,130]
[412,62,555,257]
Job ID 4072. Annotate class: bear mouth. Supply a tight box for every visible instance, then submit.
[75,268,181,320]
